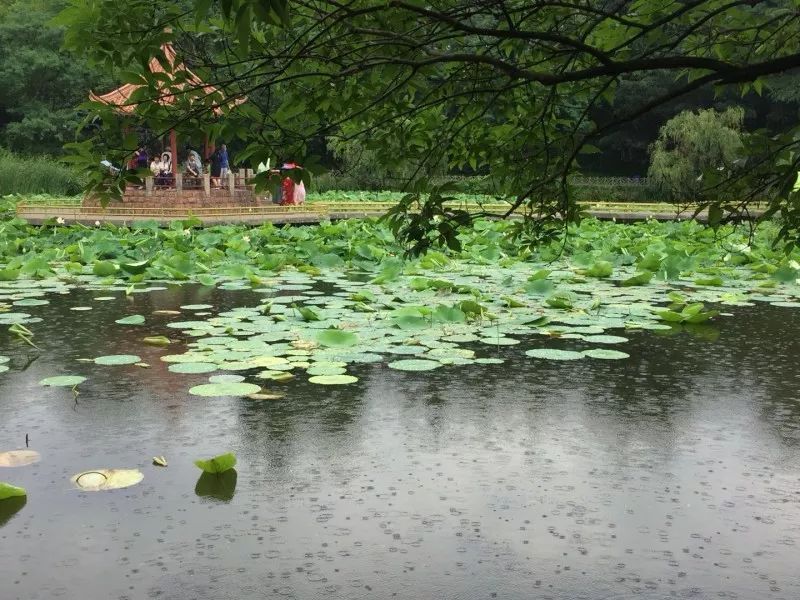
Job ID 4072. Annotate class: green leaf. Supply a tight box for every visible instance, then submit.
[189,382,261,397]
[584,261,613,278]
[0,482,27,500]
[194,452,237,474]
[308,374,359,385]
[40,375,87,387]
[115,314,145,325]
[93,261,118,277]
[525,348,584,360]
[621,272,653,286]
[315,329,358,347]
[294,305,320,321]
[94,354,142,365]
[120,260,150,275]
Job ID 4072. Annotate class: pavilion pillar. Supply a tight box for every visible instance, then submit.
[145,176,154,196]
[227,171,236,197]
[202,173,210,196]
[175,172,183,192]
[169,129,178,181]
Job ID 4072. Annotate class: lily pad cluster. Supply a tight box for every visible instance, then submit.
[1,218,799,392]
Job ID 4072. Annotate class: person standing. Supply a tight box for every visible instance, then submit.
[134,147,149,169]
[219,144,230,181]
[209,148,222,188]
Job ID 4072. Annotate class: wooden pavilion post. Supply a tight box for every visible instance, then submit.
[169,129,178,182]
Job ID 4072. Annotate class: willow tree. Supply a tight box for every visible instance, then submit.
[648,107,745,203]
[56,0,800,252]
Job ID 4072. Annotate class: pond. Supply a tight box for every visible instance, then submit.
[1,282,799,600]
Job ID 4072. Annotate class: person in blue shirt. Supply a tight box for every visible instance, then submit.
[219,144,230,180]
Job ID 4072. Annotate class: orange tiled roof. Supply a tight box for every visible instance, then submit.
[89,43,244,115]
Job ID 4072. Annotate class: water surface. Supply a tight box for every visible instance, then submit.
[1,286,799,599]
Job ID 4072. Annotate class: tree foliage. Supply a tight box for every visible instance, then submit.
[54,0,800,250]
[648,107,745,202]
[0,0,109,154]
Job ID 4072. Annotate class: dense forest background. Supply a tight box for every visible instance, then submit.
[0,0,798,180]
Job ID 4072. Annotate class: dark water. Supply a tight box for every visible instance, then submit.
[1,286,799,600]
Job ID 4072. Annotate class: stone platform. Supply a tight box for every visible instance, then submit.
[81,186,271,211]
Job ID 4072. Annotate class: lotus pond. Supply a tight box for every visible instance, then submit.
[1,215,800,599]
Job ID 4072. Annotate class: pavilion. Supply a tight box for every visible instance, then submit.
[86,42,263,209]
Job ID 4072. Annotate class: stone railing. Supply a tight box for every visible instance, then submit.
[144,168,257,197]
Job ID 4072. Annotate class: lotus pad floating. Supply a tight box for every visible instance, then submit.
[582,334,629,344]
[308,374,359,385]
[71,469,143,491]
[0,482,27,500]
[315,329,358,347]
[195,452,236,474]
[525,349,585,360]
[94,354,141,366]
[475,357,505,365]
[0,356,9,365]
[189,382,261,397]
[306,365,347,376]
[0,450,41,467]
[39,375,87,387]
[181,304,213,310]
[478,337,520,345]
[582,349,630,360]
[168,362,218,374]
[387,359,442,371]
[13,299,48,306]
[115,315,145,325]
[209,374,245,384]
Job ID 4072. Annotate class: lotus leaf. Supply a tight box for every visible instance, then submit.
[478,337,520,345]
[71,468,143,491]
[387,359,442,371]
[621,272,653,287]
[189,382,261,397]
[0,450,40,467]
[208,374,246,383]
[315,329,358,347]
[306,365,347,376]
[168,362,218,374]
[582,349,630,360]
[524,348,585,360]
[194,452,237,474]
[308,374,359,385]
[0,482,27,500]
[115,314,145,325]
[13,299,48,306]
[94,354,141,366]
[582,335,628,345]
[39,375,86,387]
[92,261,118,277]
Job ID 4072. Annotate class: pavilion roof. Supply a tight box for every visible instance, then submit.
[89,43,243,116]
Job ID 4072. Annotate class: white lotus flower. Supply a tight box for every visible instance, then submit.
[242,235,251,243]
[94,220,101,226]
[56,217,65,225]
[182,229,191,237]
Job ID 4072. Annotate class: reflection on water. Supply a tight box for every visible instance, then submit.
[195,470,238,502]
[0,286,799,599]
